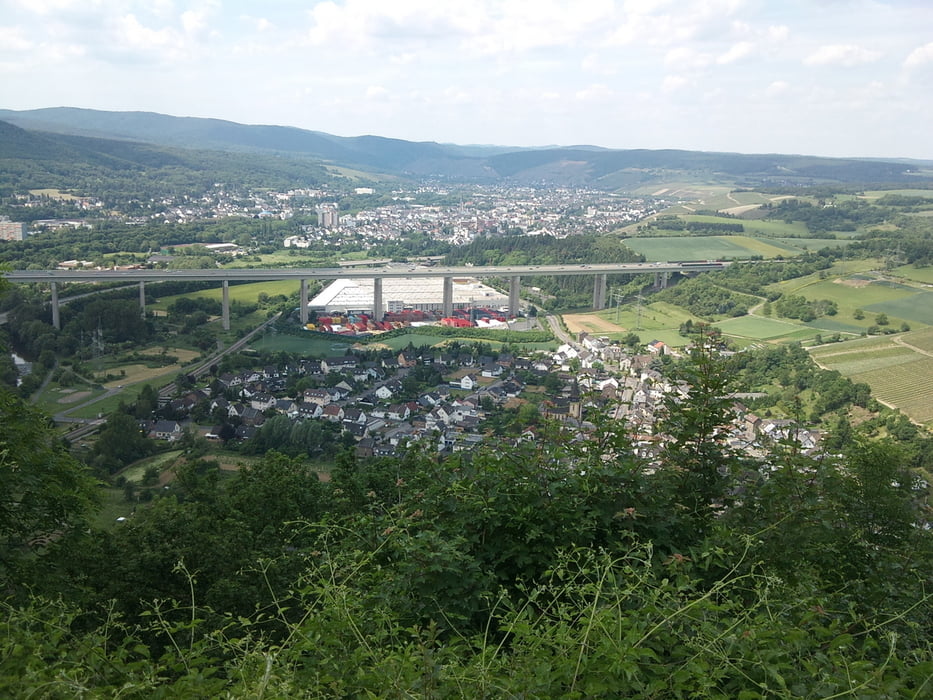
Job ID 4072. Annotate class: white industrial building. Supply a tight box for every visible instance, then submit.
[308,277,509,316]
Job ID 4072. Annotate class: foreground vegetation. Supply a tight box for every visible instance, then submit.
[2,333,933,697]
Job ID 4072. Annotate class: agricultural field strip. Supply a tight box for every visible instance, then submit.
[897,327,933,353]
[716,315,810,338]
[827,351,924,376]
[864,293,933,326]
[894,334,933,359]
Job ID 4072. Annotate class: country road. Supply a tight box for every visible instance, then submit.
[545,313,574,346]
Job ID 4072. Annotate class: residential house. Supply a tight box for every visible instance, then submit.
[148,420,183,441]
[321,404,345,422]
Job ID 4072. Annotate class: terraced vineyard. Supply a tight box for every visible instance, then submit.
[850,357,933,424]
[810,330,933,426]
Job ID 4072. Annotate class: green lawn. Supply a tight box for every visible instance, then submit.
[249,333,355,356]
[372,333,556,353]
[249,330,557,355]
[92,486,136,528]
[118,450,184,485]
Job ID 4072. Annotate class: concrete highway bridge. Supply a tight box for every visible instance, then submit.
[3,261,727,331]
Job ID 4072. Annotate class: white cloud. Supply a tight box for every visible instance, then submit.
[768,25,789,42]
[0,25,34,51]
[765,80,789,97]
[115,14,178,52]
[11,0,83,15]
[904,42,933,69]
[389,52,416,65]
[581,52,619,76]
[181,10,208,36]
[664,46,711,69]
[661,74,688,93]
[574,83,614,102]
[307,0,484,50]
[717,40,754,65]
[365,85,390,100]
[804,44,882,67]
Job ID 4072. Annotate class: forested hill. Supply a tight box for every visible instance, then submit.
[2,107,932,186]
[0,119,331,196]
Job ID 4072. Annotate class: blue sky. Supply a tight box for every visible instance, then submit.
[2,0,932,159]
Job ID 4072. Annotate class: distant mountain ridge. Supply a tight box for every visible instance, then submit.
[2,107,932,187]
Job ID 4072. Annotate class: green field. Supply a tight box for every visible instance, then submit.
[591,301,703,348]
[802,318,868,334]
[784,277,913,307]
[767,267,928,332]
[894,265,933,284]
[860,189,933,201]
[865,292,933,326]
[149,280,303,309]
[249,330,557,355]
[810,335,900,359]
[714,316,815,341]
[681,214,812,238]
[814,346,920,375]
[623,235,800,261]
[772,238,854,250]
[249,333,355,356]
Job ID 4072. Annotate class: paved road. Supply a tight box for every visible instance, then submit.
[545,314,575,346]
[4,261,728,284]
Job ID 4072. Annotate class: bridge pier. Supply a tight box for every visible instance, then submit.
[139,281,146,318]
[222,280,230,331]
[300,279,308,326]
[51,282,60,330]
[442,276,453,318]
[592,274,608,310]
[372,277,383,322]
[508,275,521,316]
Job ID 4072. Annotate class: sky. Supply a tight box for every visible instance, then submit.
[2,0,932,159]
